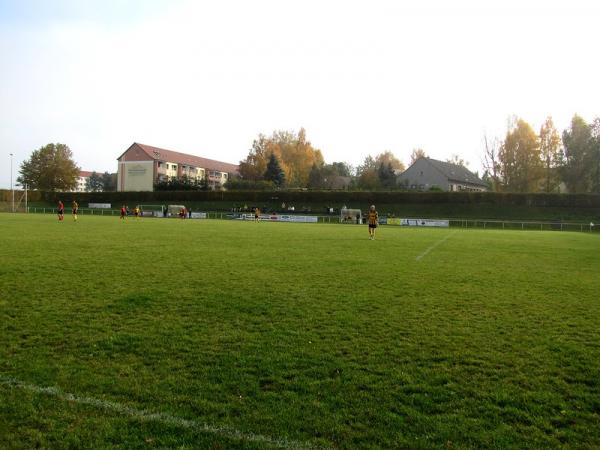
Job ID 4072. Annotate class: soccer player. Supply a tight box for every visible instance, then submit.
[72,200,79,221]
[57,200,64,221]
[367,205,378,240]
[120,205,127,220]
[133,206,140,220]
[254,207,260,222]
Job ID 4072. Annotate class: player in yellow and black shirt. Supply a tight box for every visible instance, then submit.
[72,201,79,222]
[367,205,378,240]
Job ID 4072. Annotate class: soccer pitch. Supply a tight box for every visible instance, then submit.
[1,214,599,449]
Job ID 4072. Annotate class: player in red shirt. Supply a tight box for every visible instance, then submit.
[57,200,64,221]
[120,205,127,220]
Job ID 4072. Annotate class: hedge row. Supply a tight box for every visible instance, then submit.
[0,189,43,202]
[12,189,598,208]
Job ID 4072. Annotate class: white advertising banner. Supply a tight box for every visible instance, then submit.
[239,214,318,223]
[191,212,208,219]
[88,203,111,209]
[401,218,449,227]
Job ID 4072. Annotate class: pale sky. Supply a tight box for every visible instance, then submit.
[1,0,599,188]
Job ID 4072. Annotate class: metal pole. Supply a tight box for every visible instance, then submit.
[25,183,27,212]
[10,153,14,212]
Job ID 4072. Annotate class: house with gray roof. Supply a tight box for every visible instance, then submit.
[397,157,488,192]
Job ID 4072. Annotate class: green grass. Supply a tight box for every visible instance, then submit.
[1,214,599,449]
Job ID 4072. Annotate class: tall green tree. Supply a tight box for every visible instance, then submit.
[327,162,353,177]
[101,172,117,192]
[17,143,80,191]
[561,114,594,193]
[378,162,397,188]
[538,116,562,192]
[264,153,286,187]
[498,119,542,192]
[85,172,104,192]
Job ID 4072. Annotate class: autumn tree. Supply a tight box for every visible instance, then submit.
[356,155,380,190]
[239,128,323,187]
[375,150,405,172]
[410,148,427,165]
[239,135,270,181]
[561,115,594,193]
[18,143,80,191]
[498,119,542,192]
[538,116,562,192]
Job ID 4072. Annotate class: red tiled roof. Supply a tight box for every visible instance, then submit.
[132,143,239,174]
[79,171,94,177]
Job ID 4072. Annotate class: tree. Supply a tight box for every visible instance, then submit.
[155,175,202,191]
[482,134,501,192]
[327,162,353,177]
[375,150,405,172]
[498,118,543,192]
[538,116,562,192]
[308,163,323,188]
[591,118,600,193]
[17,143,80,191]
[356,155,379,189]
[561,114,594,193]
[239,128,324,187]
[101,172,117,192]
[446,154,468,167]
[410,148,427,165]
[85,172,103,192]
[264,153,286,187]
[239,134,270,181]
[378,162,397,189]
[200,173,210,191]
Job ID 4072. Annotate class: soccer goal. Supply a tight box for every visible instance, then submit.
[340,208,362,224]
[139,204,166,217]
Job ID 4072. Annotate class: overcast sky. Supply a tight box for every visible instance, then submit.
[1,0,599,188]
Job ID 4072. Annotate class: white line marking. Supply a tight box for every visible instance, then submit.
[415,231,456,261]
[0,375,326,449]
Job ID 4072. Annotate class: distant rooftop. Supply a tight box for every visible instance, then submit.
[420,157,486,186]
[121,143,239,174]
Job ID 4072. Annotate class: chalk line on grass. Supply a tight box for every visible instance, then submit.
[415,231,456,261]
[0,375,326,450]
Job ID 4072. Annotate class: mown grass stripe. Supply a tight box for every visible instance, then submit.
[0,375,327,450]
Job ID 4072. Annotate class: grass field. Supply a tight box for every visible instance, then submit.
[1,214,599,449]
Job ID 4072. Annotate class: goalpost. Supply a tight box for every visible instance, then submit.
[340,208,362,224]
[139,204,167,217]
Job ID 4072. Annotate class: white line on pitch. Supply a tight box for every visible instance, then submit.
[415,231,457,261]
[0,375,326,450]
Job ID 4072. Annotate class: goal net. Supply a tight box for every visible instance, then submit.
[340,208,362,224]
